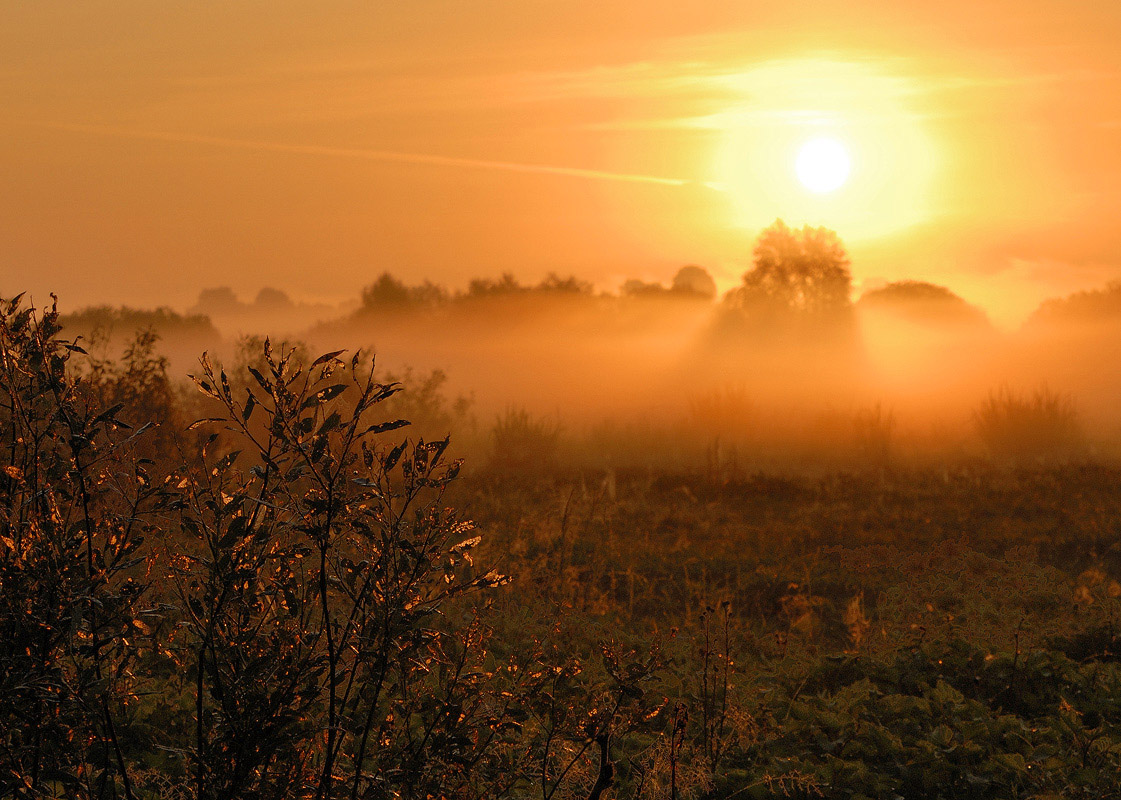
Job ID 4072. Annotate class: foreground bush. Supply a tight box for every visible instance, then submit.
[0,297,513,799]
[0,295,169,798]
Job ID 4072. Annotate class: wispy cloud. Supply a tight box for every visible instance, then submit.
[35,121,692,187]
[503,53,1121,131]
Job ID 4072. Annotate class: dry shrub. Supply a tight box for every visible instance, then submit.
[489,406,562,473]
[974,385,1084,465]
[852,403,895,471]
[686,385,755,441]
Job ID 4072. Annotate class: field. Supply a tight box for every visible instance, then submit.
[5,295,1121,800]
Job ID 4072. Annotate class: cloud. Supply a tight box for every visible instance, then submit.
[34,121,691,187]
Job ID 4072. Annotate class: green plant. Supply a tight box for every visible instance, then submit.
[0,295,168,799]
[182,341,510,799]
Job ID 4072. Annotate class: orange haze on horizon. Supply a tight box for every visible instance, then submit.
[2,1,1121,328]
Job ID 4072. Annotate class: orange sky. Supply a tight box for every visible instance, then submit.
[3,1,1120,325]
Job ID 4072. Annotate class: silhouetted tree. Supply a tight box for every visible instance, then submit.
[535,273,593,294]
[253,286,293,311]
[360,273,447,311]
[727,219,852,317]
[858,280,990,327]
[466,273,525,298]
[1028,281,1121,327]
[62,305,219,343]
[622,266,716,301]
[671,265,717,300]
[194,287,240,315]
[620,279,667,298]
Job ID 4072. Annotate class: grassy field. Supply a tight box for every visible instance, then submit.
[5,297,1121,799]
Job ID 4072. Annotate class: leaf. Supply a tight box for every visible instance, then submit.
[92,403,125,427]
[311,349,346,368]
[187,418,225,431]
[317,411,342,437]
[365,419,410,435]
[216,450,242,471]
[383,440,408,471]
[452,536,482,553]
[242,390,257,422]
[193,377,219,399]
[371,383,403,403]
[247,366,271,392]
[304,384,348,407]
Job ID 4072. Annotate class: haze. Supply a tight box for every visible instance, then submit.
[3,1,1121,326]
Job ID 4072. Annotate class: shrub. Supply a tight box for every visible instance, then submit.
[852,403,895,471]
[489,407,562,473]
[0,295,169,798]
[181,341,511,799]
[973,385,1083,465]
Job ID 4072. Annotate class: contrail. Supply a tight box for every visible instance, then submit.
[39,121,691,187]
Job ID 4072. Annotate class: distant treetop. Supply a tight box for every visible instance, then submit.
[621,265,717,301]
[1028,281,1121,326]
[254,287,294,310]
[672,265,717,300]
[726,219,852,317]
[360,273,448,311]
[195,286,240,314]
[858,280,990,327]
[60,304,220,344]
[467,273,525,298]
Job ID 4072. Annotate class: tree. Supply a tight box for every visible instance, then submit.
[728,219,852,317]
[194,287,241,315]
[671,265,717,300]
[253,287,294,311]
[360,273,447,311]
[858,280,990,328]
[1027,281,1121,327]
[466,273,525,298]
[621,266,716,301]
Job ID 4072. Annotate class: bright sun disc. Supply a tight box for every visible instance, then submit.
[795,137,851,193]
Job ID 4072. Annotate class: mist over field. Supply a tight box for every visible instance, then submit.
[56,239,1121,475]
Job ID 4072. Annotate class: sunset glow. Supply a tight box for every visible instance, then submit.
[0,2,1119,320]
[795,137,851,193]
[6,7,1121,794]
[710,57,942,245]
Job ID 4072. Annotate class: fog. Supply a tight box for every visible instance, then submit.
[54,250,1121,476]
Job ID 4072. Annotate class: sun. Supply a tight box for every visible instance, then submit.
[795,137,851,193]
[711,58,940,241]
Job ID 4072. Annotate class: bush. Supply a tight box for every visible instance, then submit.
[974,386,1084,465]
[180,342,511,799]
[489,407,562,474]
[0,301,517,799]
[0,295,169,798]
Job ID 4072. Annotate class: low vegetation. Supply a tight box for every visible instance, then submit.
[6,292,1121,800]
